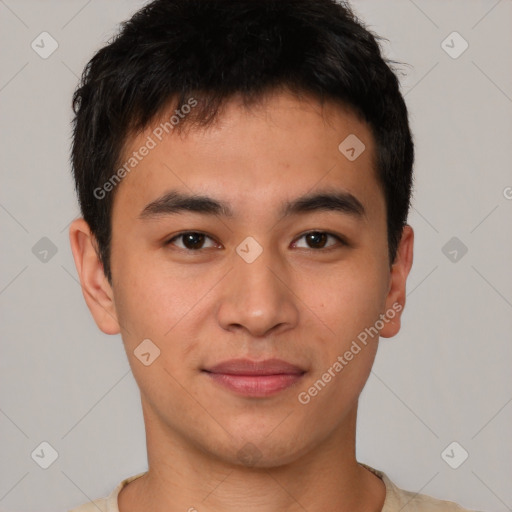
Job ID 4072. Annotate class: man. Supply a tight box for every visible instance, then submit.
[67,0,476,510]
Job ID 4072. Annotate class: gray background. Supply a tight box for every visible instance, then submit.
[1,0,511,510]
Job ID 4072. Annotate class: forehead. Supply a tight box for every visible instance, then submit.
[112,91,384,224]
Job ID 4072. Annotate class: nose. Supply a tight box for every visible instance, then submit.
[216,243,299,338]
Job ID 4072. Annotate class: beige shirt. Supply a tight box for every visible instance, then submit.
[68,464,476,512]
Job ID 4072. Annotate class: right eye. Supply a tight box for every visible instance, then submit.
[165,231,220,251]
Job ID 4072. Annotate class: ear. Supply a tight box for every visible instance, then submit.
[69,218,120,335]
[379,224,414,338]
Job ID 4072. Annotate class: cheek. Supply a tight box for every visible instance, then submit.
[111,248,215,357]
[298,268,384,411]
[317,261,389,393]
[304,261,387,345]
[111,249,172,342]
[112,266,203,393]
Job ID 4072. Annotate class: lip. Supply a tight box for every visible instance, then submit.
[202,358,306,397]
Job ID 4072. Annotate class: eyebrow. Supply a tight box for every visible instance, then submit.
[139,188,366,221]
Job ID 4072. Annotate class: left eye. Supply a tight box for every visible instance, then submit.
[292,231,344,250]
[166,231,345,251]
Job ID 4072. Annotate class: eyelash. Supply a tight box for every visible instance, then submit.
[165,231,348,252]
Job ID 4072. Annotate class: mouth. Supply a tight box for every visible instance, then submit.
[202,358,307,397]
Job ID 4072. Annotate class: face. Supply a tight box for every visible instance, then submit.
[71,90,413,468]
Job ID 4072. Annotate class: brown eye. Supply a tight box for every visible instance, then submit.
[293,231,346,250]
[306,232,328,249]
[166,232,217,250]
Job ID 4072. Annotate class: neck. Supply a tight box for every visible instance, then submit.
[118,400,385,512]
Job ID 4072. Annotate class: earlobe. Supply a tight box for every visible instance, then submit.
[69,218,121,335]
[380,224,414,339]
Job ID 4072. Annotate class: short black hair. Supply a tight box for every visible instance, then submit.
[71,0,414,283]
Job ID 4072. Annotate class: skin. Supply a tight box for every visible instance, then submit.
[70,90,413,512]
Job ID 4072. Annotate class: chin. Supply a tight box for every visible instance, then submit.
[223,434,309,469]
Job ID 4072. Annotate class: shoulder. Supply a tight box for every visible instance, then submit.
[67,497,109,512]
[386,482,476,511]
[67,471,148,512]
[360,463,479,512]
